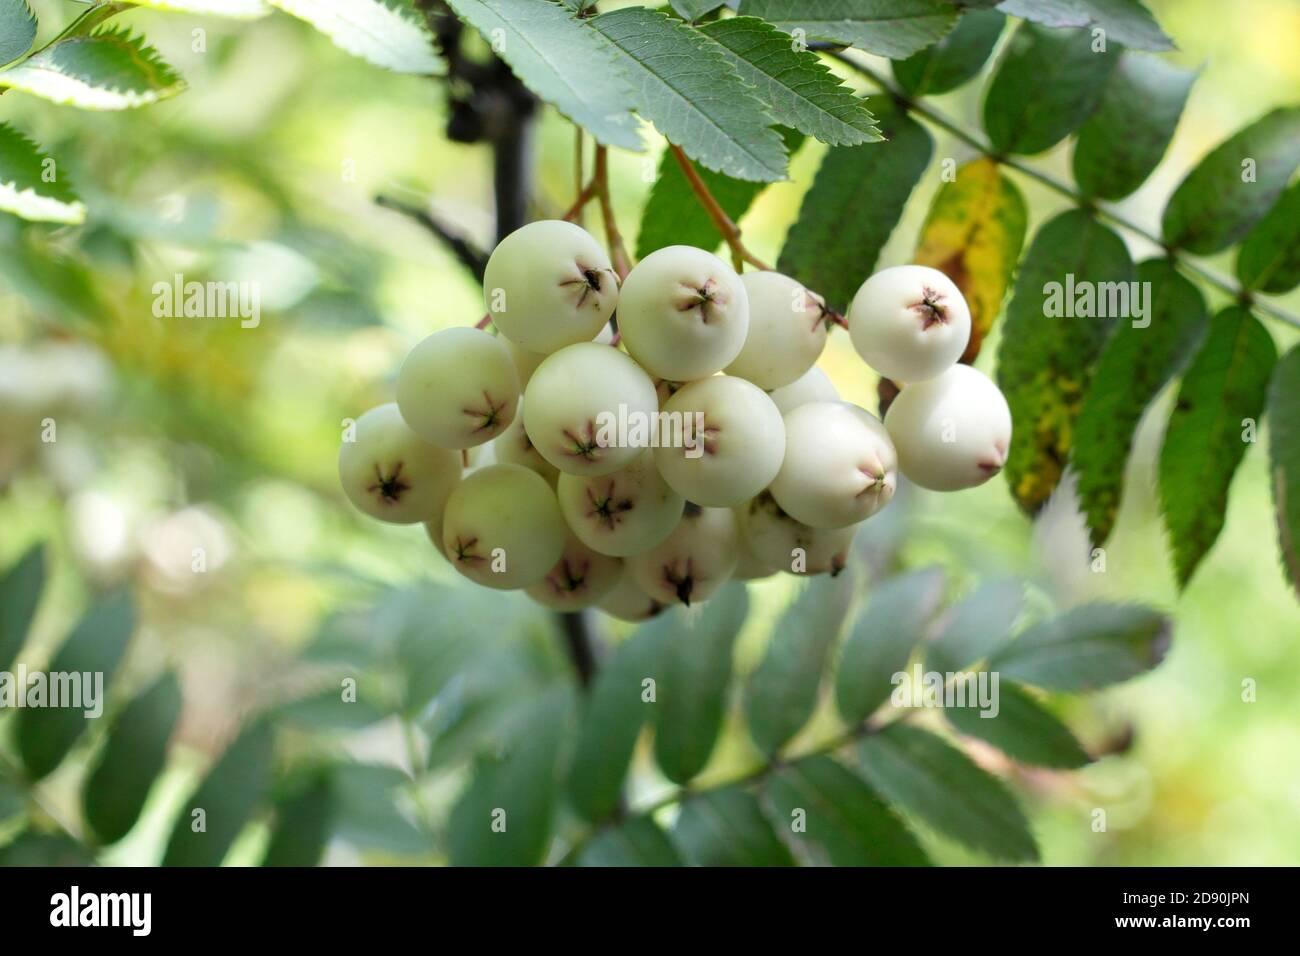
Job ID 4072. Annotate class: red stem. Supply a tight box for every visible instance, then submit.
[668,145,773,272]
[594,147,631,280]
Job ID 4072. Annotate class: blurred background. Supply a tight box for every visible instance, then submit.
[1,0,1297,865]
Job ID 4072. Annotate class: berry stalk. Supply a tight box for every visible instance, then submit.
[668,145,772,273]
[594,147,632,280]
[668,145,847,330]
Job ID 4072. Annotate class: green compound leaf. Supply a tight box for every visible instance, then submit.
[996,209,1134,514]
[0,29,185,110]
[16,589,136,781]
[271,0,443,74]
[699,17,880,147]
[329,763,425,854]
[1073,259,1209,548]
[0,225,107,323]
[443,0,638,148]
[983,20,1117,156]
[1268,346,1300,597]
[926,575,1024,673]
[669,0,724,19]
[744,573,855,756]
[738,0,960,60]
[0,124,85,224]
[673,787,796,866]
[996,0,1174,51]
[835,568,947,726]
[989,602,1171,691]
[763,755,930,866]
[261,770,337,867]
[893,7,1003,96]
[1073,52,1195,200]
[858,723,1038,862]
[945,681,1090,768]
[1158,306,1278,587]
[0,832,95,866]
[0,541,45,672]
[83,673,183,846]
[913,156,1027,364]
[578,816,682,866]
[0,777,22,822]
[131,0,270,17]
[275,686,386,731]
[1236,180,1300,294]
[0,0,36,68]
[636,128,801,259]
[652,584,749,784]
[1162,107,1300,255]
[591,6,788,182]
[567,617,672,823]
[162,720,276,866]
[778,100,933,312]
[448,688,574,866]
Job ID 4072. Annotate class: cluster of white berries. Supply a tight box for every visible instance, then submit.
[339,219,1012,620]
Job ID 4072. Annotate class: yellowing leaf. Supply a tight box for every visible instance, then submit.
[996,210,1134,514]
[914,158,1026,363]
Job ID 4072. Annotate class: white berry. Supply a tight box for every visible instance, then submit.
[769,401,897,528]
[396,327,519,449]
[525,533,623,611]
[338,403,461,524]
[523,342,657,477]
[768,365,839,415]
[483,220,618,354]
[652,375,785,508]
[493,399,559,486]
[441,463,567,590]
[556,449,683,557]
[733,543,780,581]
[737,491,856,576]
[596,566,667,622]
[725,271,828,389]
[848,265,971,383]
[504,338,549,387]
[629,504,739,607]
[616,245,749,381]
[884,363,1011,492]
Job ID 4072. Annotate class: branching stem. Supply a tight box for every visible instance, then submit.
[375,194,488,282]
[563,707,917,860]
[562,180,598,222]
